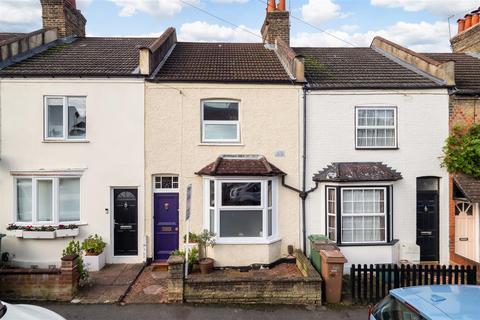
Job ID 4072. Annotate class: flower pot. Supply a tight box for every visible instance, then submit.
[84,251,106,271]
[199,258,214,274]
[55,228,79,238]
[22,231,55,239]
[6,229,23,237]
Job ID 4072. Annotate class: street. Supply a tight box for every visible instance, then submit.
[34,303,368,320]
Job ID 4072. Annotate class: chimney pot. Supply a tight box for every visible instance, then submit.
[278,0,286,11]
[464,13,473,29]
[458,18,465,33]
[472,12,479,27]
[267,0,276,12]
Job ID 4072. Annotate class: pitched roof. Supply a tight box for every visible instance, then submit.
[453,173,480,202]
[293,47,442,90]
[423,53,480,95]
[0,37,155,77]
[0,33,26,44]
[313,162,403,182]
[151,42,292,83]
[196,155,285,176]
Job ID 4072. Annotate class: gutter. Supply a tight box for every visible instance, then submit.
[281,84,318,254]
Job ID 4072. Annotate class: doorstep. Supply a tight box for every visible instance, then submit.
[73,263,143,304]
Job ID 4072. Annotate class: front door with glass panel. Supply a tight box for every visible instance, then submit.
[113,188,138,256]
[416,177,439,261]
[455,201,477,261]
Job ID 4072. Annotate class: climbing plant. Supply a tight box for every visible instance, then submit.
[442,124,480,178]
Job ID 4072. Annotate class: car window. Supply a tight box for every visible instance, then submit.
[0,301,6,318]
[373,296,425,320]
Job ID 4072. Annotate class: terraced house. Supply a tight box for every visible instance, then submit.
[1,0,474,271]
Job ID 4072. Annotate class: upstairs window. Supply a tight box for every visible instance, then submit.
[356,107,396,148]
[201,100,239,143]
[45,96,86,140]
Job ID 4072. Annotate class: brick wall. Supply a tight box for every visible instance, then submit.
[449,95,480,268]
[261,11,290,45]
[451,23,480,53]
[40,0,86,38]
[0,255,79,301]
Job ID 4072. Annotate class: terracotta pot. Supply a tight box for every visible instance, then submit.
[199,258,214,274]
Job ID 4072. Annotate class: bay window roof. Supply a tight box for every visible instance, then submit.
[313,162,402,182]
[196,155,285,176]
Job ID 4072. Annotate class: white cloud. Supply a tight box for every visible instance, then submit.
[0,0,41,32]
[292,20,452,52]
[77,0,93,11]
[300,0,348,26]
[371,0,479,16]
[109,0,199,18]
[210,0,250,3]
[178,21,260,42]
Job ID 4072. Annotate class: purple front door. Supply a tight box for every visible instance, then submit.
[154,193,179,261]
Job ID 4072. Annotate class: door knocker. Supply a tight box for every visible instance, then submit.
[164,202,170,210]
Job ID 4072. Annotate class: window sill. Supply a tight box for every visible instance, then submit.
[337,239,399,247]
[198,143,244,146]
[355,147,399,150]
[43,140,90,143]
[215,237,281,245]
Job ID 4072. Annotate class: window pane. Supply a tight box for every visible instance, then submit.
[204,123,238,141]
[328,215,336,229]
[67,97,86,139]
[219,210,263,237]
[59,178,80,222]
[203,101,238,121]
[222,182,261,206]
[417,178,438,191]
[209,209,215,233]
[268,180,272,207]
[268,209,273,236]
[37,180,53,221]
[47,98,64,138]
[17,179,32,222]
[209,180,215,207]
[162,176,172,188]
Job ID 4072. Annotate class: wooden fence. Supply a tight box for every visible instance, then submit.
[350,264,477,304]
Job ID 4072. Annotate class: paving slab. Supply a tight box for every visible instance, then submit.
[74,263,143,304]
[123,265,169,304]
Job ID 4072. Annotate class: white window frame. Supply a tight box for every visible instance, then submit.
[13,176,81,225]
[203,177,278,244]
[340,187,388,244]
[326,187,337,241]
[153,175,179,193]
[44,95,87,141]
[201,100,240,143]
[355,107,397,149]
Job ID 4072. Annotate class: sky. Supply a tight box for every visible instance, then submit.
[1,0,479,52]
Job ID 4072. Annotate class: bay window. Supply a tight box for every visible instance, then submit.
[205,178,277,242]
[45,96,86,140]
[201,100,240,143]
[326,186,390,244]
[356,107,396,148]
[15,177,81,224]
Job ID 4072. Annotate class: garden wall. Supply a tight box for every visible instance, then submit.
[0,254,79,301]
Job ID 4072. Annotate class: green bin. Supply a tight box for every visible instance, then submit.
[308,234,329,272]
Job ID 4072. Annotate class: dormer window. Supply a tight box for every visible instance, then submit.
[356,107,397,149]
[201,100,240,143]
[45,96,86,141]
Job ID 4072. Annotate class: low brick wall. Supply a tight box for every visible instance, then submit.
[168,251,322,305]
[0,254,80,301]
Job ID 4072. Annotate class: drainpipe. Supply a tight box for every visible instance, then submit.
[281,84,317,255]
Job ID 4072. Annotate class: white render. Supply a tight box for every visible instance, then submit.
[304,89,450,267]
[0,78,145,268]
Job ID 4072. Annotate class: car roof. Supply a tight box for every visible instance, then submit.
[390,285,480,320]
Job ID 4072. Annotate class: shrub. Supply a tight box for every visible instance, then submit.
[442,124,480,178]
[62,240,88,280]
[81,234,107,255]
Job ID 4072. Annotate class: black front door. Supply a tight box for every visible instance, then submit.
[113,188,138,256]
[416,178,439,261]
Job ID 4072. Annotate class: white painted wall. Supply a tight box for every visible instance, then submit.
[305,89,450,266]
[0,78,145,267]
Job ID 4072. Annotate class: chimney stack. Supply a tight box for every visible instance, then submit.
[261,0,290,45]
[40,0,87,38]
[451,8,480,53]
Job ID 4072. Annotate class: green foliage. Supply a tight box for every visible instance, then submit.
[183,232,199,243]
[170,247,199,267]
[442,124,480,178]
[62,240,88,280]
[81,234,107,255]
[198,229,216,260]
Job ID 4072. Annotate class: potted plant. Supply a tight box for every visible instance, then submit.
[81,234,107,272]
[6,224,23,237]
[197,229,216,274]
[183,232,199,244]
[170,247,199,273]
[55,224,80,238]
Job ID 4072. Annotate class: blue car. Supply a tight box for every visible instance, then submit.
[370,285,480,320]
